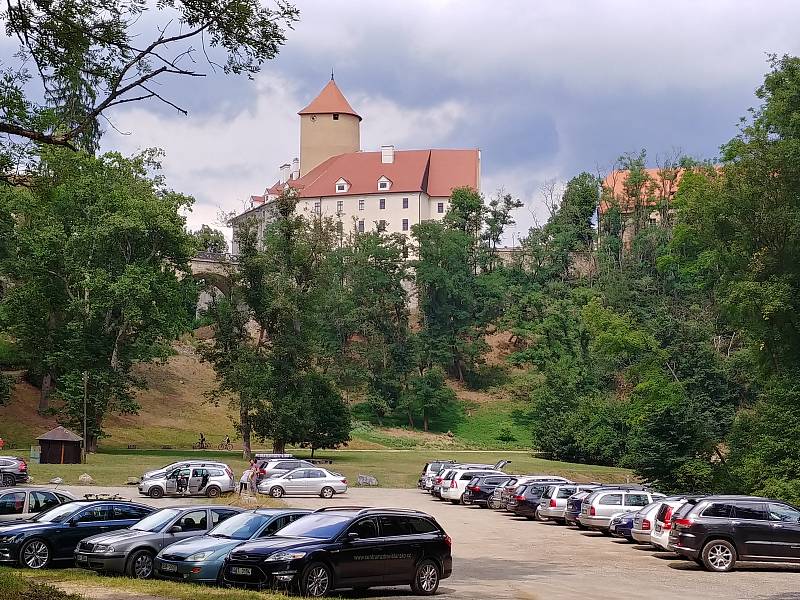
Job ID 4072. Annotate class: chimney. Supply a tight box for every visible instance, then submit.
[381,144,395,164]
[279,163,290,183]
[291,157,300,180]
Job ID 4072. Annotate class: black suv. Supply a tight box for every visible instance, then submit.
[222,507,452,596]
[463,475,510,507]
[669,495,800,571]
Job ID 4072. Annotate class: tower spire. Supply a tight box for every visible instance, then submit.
[331,67,334,81]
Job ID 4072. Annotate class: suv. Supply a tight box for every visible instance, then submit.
[669,495,800,572]
[462,475,511,507]
[497,475,570,510]
[0,456,29,486]
[222,507,452,596]
[138,464,235,499]
[440,469,505,505]
[580,487,664,533]
[418,460,456,490]
[255,457,316,482]
[538,484,598,522]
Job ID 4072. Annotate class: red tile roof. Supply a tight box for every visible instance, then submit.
[600,168,684,214]
[263,149,479,200]
[298,80,361,121]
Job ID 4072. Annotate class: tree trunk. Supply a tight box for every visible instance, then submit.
[311,446,316,458]
[240,404,252,460]
[273,440,286,453]
[87,435,98,453]
[408,412,415,429]
[423,413,429,432]
[39,372,53,412]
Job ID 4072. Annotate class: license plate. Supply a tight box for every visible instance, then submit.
[161,563,177,572]
[231,567,252,576]
[76,554,87,563]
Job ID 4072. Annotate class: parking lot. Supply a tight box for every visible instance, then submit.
[54,484,800,600]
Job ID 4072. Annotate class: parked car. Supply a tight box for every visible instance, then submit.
[580,488,664,533]
[0,500,153,569]
[155,509,311,584]
[0,487,75,522]
[140,460,228,483]
[440,469,505,505]
[75,505,242,579]
[462,475,511,507]
[0,456,29,486]
[222,507,452,596]
[138,464,235,499]
[498,475,571,510]
[609,511,636,540]
[631,500,666,544]
[511,483,559,519]
[257,468,347,499]
[538,484,598,522]
[651,496,698,550]
[565,490,593,528]
[669,495,800,572]
[254,457,316,482]
[418,460,456,490]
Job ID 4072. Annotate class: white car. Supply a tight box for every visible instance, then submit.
[651,497,693,550]
[440,469,505,504]
[257,467,348,499]
[631,500,664,544]
[538,484,597,521]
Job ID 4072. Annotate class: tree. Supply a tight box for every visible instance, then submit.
[0,0,299,164]
[0,148,196,445]
[405,366,459,432]
[299,373,351,457]
[191,225,228,254]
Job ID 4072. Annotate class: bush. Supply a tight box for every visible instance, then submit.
[0,373,11,406]
[0,571,82,600]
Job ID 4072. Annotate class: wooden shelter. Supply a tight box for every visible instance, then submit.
[37,426,82,464]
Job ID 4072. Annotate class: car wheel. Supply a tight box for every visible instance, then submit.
[148,486,164,499]
[576,522,588,530]
[270,486,285,498]
[128,549,155,579]
[320,486,335,499]
[701,539,737,572]
[206,485,221,498]
[411,559,440,596]
[1,473,14,487]
[20,539,50,569]
[300,561,332,597]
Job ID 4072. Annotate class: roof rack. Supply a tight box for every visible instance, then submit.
[254,453,295,460]
[82,493,131,501]
[312,506,426,516]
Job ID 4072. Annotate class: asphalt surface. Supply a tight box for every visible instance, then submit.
[42,485,800,599]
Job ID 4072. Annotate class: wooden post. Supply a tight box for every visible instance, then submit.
[60,442,64,465]
[82,371,88,464]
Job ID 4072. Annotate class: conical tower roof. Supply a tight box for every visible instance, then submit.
[298,79,361,121]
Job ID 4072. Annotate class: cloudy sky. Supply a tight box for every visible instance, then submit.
[97,0,800,242]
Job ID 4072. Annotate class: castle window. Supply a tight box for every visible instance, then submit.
[333,113,339,120]
[359,198,365,211]
[337,200,343,213]
[402,219,409,231]
[358,220,365,233]
[379,198,386,210]
[377,176,392,191]
[336,184,346,193]
[402,197,409,209]
[437,202,444,214]
[314,201,321,215]
[335,178,349,193]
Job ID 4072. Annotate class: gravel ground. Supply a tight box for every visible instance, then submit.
[39,485,800,599]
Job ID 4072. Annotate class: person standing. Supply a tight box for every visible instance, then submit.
[239,468,251,494]
[0,436,4,450]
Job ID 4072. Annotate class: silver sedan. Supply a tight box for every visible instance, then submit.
[257,467,348,499]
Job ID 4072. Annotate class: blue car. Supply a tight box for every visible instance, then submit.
[609,511,636,540]
[154,508,310,584]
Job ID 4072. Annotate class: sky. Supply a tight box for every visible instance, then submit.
[92,0,800,243]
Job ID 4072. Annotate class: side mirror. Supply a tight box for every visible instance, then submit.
[170,525,183,534]
[345,532,359,543]
[286,475,293,480]
[68,519,78,527]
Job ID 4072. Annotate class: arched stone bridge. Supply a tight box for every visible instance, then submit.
[189,252,238,315]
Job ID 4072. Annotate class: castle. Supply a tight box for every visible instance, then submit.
[230,77,481,253]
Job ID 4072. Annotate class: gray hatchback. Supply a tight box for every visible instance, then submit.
[75,505,242,579]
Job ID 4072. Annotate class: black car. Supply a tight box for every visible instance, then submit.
[511,484,552,519]
[669,495,800,572]
[0,500,153,569]
[463,475,510,507]
[222,507,452,597]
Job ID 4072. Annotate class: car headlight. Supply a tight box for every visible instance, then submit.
[93,544,115,553]
[0,534,20,544]
[264,551,306,562]
[186,551,213,562]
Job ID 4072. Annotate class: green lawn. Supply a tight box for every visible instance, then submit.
[0,567,287,600]
[14,447,632,488]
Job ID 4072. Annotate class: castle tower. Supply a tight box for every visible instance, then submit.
[298,77,361,177]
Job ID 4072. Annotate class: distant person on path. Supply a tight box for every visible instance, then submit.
[0,436,4,450]
[198,432,206,448]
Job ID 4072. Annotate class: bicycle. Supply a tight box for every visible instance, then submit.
[218,440,233,451]
[192,440,209,450]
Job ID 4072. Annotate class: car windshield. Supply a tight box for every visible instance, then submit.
[274,514,351,540]
[32,502,86,523]
[131,508,181,532]
[209,513,270,540]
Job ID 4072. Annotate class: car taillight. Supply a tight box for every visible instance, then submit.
[514,495,525,501]
[468,485,480,492]
[435,478,442,484]
[449,480,456,488]
[549,499,557,508]
[589,506,596,516]
[673,517,693,529]
[444,535,452,547]
[225,468,233,479]
[18,461,27,471]
[662,507,673,530]
[642,519,651,531]
[341,479,348,485]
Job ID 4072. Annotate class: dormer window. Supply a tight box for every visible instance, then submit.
[377,176,392,191]
[333,113,339,121]
[335,178,350,193]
